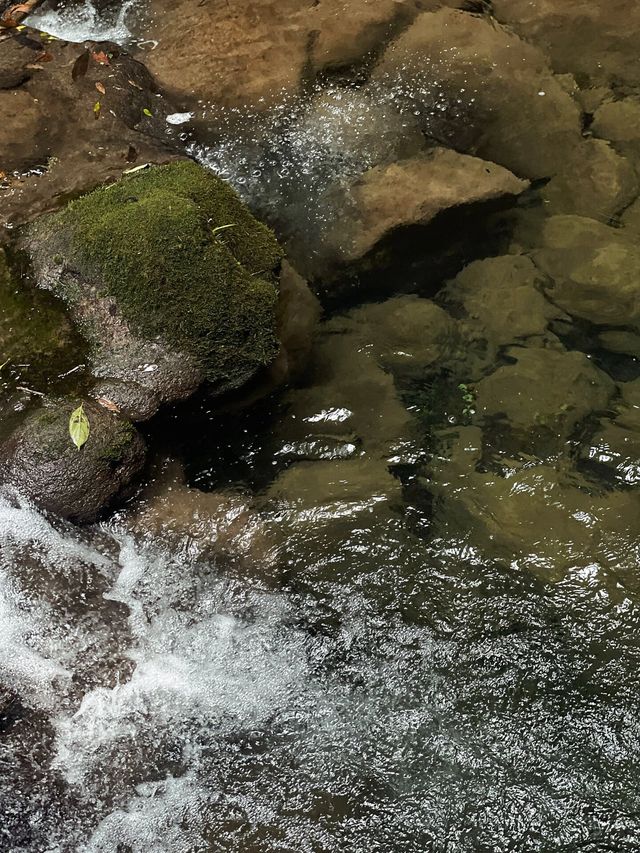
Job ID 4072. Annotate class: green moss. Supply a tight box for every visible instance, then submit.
[39,161,284,388]
[99,419,136,464]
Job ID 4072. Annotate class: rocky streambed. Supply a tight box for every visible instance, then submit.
[1,1,640,851]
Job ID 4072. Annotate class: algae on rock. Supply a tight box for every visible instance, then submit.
[27,161,284,406]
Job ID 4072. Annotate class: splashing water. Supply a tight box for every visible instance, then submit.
[27,0,140,45]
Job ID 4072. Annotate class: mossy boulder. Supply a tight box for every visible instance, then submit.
[0,398,146,522]
[26,161,285,419]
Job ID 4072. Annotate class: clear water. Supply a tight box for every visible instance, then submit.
[3,2,640,852]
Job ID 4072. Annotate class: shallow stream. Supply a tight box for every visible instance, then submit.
[2,2,640,851]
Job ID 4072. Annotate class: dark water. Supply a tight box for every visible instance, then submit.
[2,2,640,852]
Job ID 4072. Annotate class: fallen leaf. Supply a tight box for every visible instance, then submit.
[91,50,110,65]
[93,100,101,119]
[96,396,120,413]
[0,171,6,181]
[69,404,90,450]
[142,108,153,117]
[71,50,90,81]
[35,50,53,62]
[95,81,106,95]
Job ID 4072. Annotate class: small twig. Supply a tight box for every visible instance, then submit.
[16,385,45,396]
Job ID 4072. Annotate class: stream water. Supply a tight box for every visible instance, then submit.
[2,2,640,852]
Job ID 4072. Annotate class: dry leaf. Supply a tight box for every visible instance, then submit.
[91,50,110,65]
[72,50,90,81]
[35,50,53,62]
[96,396,120,413]
[95,82,106,95]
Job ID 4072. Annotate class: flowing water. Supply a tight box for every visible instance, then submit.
[3,2,640,852]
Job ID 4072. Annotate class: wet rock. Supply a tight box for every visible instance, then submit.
[124,459,276,573]
[143,0,309,113]
[491,0,640,90]
[25,161,286,420]
[265,260,322,390]
[428,426,637,583]
[321,148,527,268]
[543,138,638,222]
[441,255,566,356]
[581,420,640,488]
[0,398,145,522]
[592,98,640,168]
[597,330,640,360]
[265,295,457,524]
[474,345,616,439]
[267,456,403,519]
[372,7,636,220]
[533,215,640,330]
[141,0,466,114]
[0,249,84,427]
[0,29,182,236]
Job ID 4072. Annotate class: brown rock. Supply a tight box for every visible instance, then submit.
[0,29,182,235]
[325,147,528,264]
[492,0,640,89]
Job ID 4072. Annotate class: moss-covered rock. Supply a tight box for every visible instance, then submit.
[0,398,146,523]
[27,161,285,416]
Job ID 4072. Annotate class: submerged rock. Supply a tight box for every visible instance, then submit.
[26,161,286,419]
[492,0,640,90]
[0,398,145,522]
[532,215,640,331]
[441,254,566,358]
[474,345,615,442]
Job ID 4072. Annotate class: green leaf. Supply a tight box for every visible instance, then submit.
[142,108,153,117]
[69,404,90,451]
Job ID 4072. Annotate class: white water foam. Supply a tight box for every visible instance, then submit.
[28,0,139,45]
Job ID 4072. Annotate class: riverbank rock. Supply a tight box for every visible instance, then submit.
[140,0,467,114]
[0,28,182,237]
[316,148,527,273]
[492,0,640,90]
[532,215,640,331]
[371,7,637,220]
[0,398,145,522]
[25,161,287,420]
